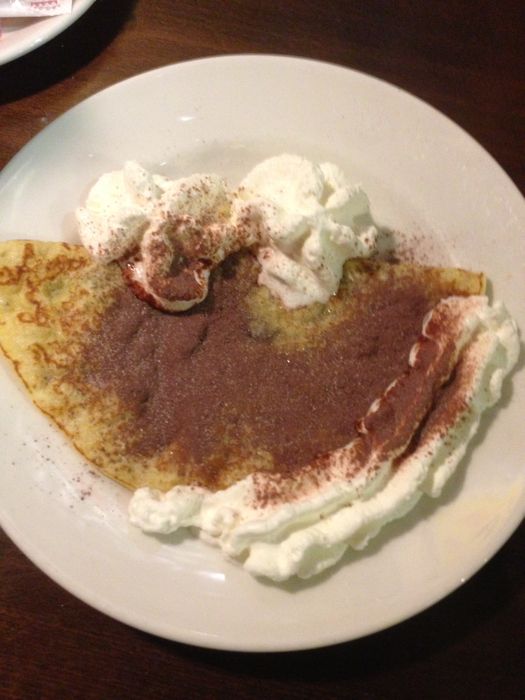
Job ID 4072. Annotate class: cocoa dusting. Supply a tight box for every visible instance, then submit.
[80,254,455,489]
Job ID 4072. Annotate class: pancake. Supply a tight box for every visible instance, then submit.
[0,239,486,494]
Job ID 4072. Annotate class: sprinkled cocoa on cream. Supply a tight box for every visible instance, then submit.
[76,155,378,313]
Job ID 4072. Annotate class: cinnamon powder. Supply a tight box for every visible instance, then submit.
[81,254,445,488]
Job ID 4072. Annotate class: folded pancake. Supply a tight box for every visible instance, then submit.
[0,239,502,500]
[1,239,519,579]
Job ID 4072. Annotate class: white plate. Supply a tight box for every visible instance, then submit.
[0,56,523,652]
[0,0,96,66]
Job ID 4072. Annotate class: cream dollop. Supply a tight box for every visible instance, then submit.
[236,154,378,308]
[129,298,519,581]
[122,172,256,312]
[76,156,377,311]
[77,161,168,262]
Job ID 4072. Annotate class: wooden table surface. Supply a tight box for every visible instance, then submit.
[1,1,523,698]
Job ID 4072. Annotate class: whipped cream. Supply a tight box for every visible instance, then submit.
[77,156,377,311]
[77,161,170,262]
[121,172,248,312]
[236,155,377,307]
[77,162,243,311]
[129,298,519,581]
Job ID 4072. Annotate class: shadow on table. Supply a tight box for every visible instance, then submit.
[0,0,138,105]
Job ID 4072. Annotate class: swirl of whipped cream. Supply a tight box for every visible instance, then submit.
[129,296,519,581]
[129,298,519,581]
[235,155,378,308]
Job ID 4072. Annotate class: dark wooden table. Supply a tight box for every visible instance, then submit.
[1,1,523,698]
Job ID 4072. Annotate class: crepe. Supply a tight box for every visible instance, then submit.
[0,240,485,492]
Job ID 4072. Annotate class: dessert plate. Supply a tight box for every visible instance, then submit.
[0,55,523,652]
[0,0,96,66]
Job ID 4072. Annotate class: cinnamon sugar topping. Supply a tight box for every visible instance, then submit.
[81,255,473,492]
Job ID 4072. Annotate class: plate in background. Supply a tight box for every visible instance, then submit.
[0,0,96,65]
